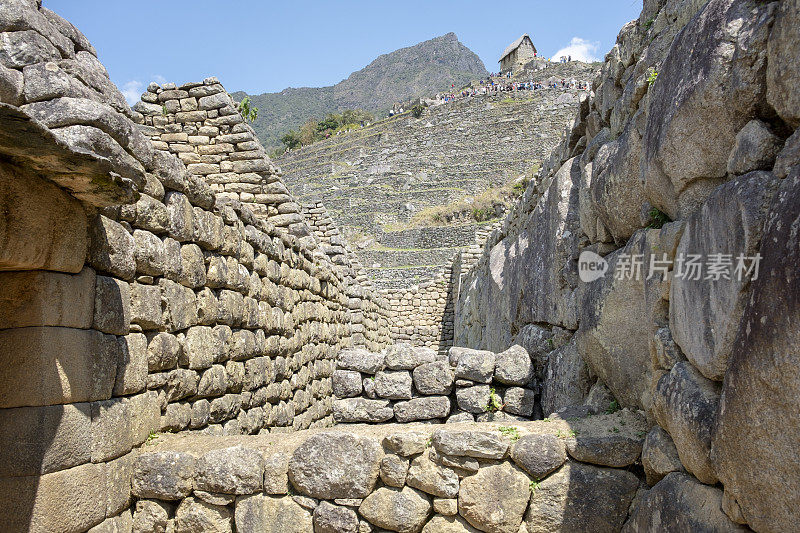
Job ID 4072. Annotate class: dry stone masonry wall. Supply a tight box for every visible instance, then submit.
[455,0,800,531]
[130,414,650,533]
[332,343,547,425]
[0,1,391,531]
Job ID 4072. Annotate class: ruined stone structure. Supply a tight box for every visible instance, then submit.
[278,84,592,290]
[499,34,538,74]
[1,0,799,532]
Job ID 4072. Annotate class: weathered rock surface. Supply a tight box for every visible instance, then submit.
[288,432,382,499]
[432,428,508,459]
[358,486,431,533]
[406,450,459,498]
[525,461,639,533]
[623,473,746,533]
[458,462,531,533]
[652,362,720,485]
[510,434,566,480]
[235,493,313,533]
[711,172,800,533]
[670,171,779,381]
[333,398,394,423]
[641,426,684,486]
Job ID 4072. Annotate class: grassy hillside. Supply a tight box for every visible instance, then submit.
[232,33,488,150]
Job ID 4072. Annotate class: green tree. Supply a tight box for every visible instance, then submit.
[237,96,259,122]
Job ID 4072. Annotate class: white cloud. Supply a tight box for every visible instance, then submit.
[120,80,143,105]
[152,74,167,85]
[553,37,601,62]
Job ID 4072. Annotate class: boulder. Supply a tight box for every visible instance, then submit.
[711,172,800,532]
[374,370,413,400]
[132,451,196,500]
[576,228,667,411]
[641,426,684,486]
[766,0,800,128]
[642,0,775,218]
[623,473,746,532]
[235,493,312,533]
[453,348,495,383]
[512,324,553,381]
[358,486,431,533]
[590,121,646,242]
[727,120,783,176]
[174,497,232,533]
[525,461,639,533]
[379,454,409,488]
[288,432,382,499]
[337,348,384,374]
[383,431,430,456]
[195,446,264,495]
[422,515,480,533]
[503,387,535,417]
[313,501,358,533]
[412,360,453,395]
[393,396,450,423]
[458,462,531,533]
[652,362,720,485]
[565,433,643,468]
[670,171,779,381]
[494,345,534,386]
[333,398,394,423]
[510,434,567,480]
[332,370,362,398]
[541,337,593,416]
[455,384,491,414]
[431,429,508,459]
[385,343,436,370]
[406,450,459,498]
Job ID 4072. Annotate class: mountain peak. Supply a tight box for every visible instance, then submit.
[240,35,488,149]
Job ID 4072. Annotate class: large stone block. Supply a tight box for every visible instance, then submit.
[670,172,779,381]
[235,493,313,533]
[623,472,746,532]
[132,450,196,500]
[525,461,639,533]
[510,434,566,480]
[642,0,775,218]
[88,214,136,280]
[0,267,95,329]
[541,337,592,416]
[0,162,87,272]
[288,431,382,499]
[175,497,233,533]
[711,172,800,532]
[766,0,800,128]
[159,278,198,332]
[653,362,720,485]
[406,449,459,498]
[374,370,413,400]
[0,327,117,408]
[358,486,431,533]
[91,396,134,462]
[459,462,531,533]
[0,462,107,533]
[494,344,533,386]
[412,360,453,395]
[196,446,265,495]
[93,275,130,335]
[0,402,91,477]
[394,396,450,423]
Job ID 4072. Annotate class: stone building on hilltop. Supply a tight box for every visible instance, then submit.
[499,34,537,74]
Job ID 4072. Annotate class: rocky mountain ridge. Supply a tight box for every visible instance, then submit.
[235,32,488,150]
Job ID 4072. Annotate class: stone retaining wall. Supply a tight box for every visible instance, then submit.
[453,0,800,530]
[332,343,552,425]
[0,2,394,531]
[129,414,650,533]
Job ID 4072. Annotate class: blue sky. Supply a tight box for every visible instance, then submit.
[44,1,642,103]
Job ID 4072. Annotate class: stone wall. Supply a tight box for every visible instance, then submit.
[0,2,393,531]
[454,0,800,530]
[129,414,649,533]
[332,343,550,425]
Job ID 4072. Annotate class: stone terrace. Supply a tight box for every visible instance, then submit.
[277,86,591,290]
